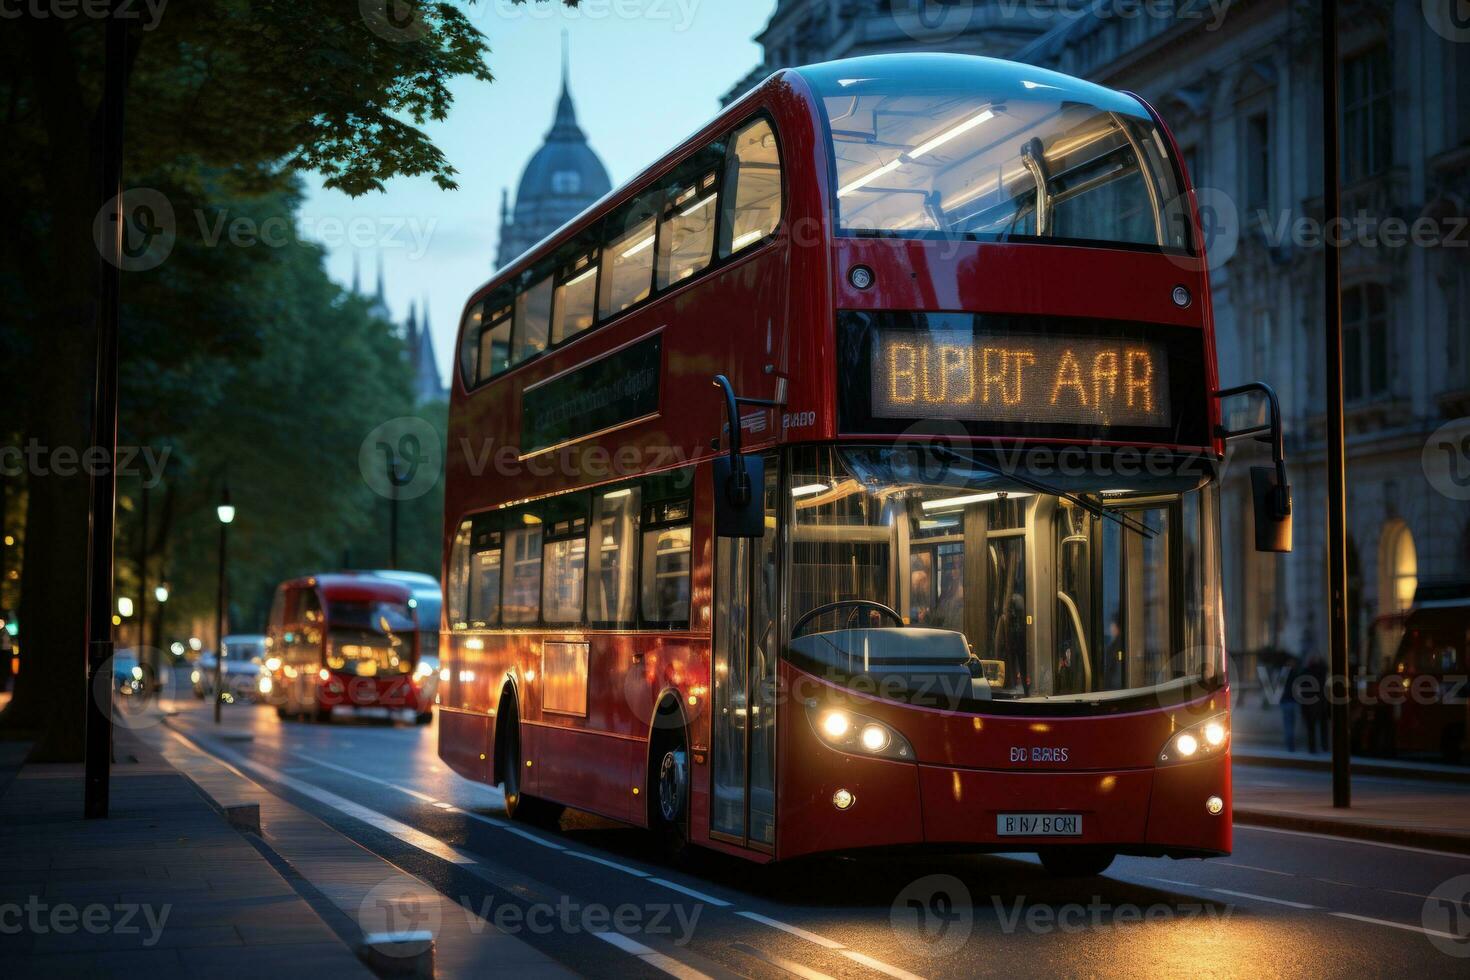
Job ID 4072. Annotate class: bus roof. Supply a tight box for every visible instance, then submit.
[279,574,414,604]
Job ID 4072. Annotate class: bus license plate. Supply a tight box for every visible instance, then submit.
[997,813,1083,837]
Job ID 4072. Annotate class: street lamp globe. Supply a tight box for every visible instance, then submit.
[117,596,134,618]
[155,584,169,603]
[217,485,235,525]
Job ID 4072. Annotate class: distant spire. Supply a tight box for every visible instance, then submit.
[421,294,431,336]
[549,30,583,140]
[351,251,361,295]
[406,298,418,344]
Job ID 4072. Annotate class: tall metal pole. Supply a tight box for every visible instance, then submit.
[136,483,149,664]
[1322,0,1351,809]
[84,2,128,820]
[387,453,399,570]
[213,489,229,725]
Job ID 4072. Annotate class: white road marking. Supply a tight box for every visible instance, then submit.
[647,877,731,907]
[1142,876,1201,889]
[592,931,716,980]
[566,851,651,877]
[1212,888,1319,910]
[839,949,928,980]
[1329,912,1462,941]
[501,824,566,849]
[1236,824,1470,859]
[735,911,846,950]
[294,751,440,803]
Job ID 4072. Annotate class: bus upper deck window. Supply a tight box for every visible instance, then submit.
[601,213,656,316]
[458,304,483,389]
[478,311,511,383]
[720,118,783,258]
[658,174,718,289]
[513,275,553,364]
[552,250,599,344]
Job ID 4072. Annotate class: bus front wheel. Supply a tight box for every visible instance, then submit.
[648,723,690,860]
[499,709,563,826]
[1038,848,1115,878]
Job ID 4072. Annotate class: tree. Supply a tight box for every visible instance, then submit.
[0,0,577,759]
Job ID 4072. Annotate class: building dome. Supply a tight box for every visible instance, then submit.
[496,45,612,268]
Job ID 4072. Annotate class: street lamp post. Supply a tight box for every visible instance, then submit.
[213,487,235,724]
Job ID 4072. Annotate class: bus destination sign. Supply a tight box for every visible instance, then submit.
[521,334,662,454]
[871,332,1171,429]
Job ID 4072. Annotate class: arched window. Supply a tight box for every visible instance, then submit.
[1379,520,1417,616]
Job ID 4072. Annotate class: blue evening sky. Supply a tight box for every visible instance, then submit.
[300,0,776,382]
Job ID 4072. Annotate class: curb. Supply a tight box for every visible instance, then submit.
[1233,751,1470,784]
[1234,808,1470,856]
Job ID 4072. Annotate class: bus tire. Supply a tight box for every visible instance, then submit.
[648,716,691,861]
[1038,848,1115,878]
[498,701,563,826]
[415,711,433,725]
[275,705,287,721]
[314,705,332,724]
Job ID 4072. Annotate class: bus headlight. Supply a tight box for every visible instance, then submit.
[807,701,913,761]
[414,662,433,680]
[1159,714,1229,765]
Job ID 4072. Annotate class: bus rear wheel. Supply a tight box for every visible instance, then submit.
[500,711,563,826]
[648,724,690,860]
[1038,848,1115,878]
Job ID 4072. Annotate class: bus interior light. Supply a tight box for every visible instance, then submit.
[1158,714,1229,765]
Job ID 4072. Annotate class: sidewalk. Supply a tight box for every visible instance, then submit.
[0,711,574,979]
[0,731,371,978]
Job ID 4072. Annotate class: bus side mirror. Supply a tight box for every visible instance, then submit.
[1250,465,1292,553]
[1214,382,1293,554]
[713,453,765,538]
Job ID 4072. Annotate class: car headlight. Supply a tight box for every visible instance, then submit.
[258,676,273,695]
[1159,713,1229,765]
[805,701,913,761]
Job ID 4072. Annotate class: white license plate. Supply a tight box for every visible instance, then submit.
[996,813,1083,837]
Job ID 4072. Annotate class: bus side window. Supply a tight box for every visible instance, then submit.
[551,246,599,345]
[502,519,544,624]
[588,486,641,625]
[657,149,722,290]
[478,308,511,383]
[641,499,693,627]
[447,520,472,629]
[513,272,553,364]
[458,303,483,389]
[719,117,783,258]
[600,198,658,317]
[543,515,588,625]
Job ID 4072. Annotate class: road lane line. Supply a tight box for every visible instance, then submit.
[566,851,652,877]
[839,949,927,980]
[1142,876,1200,889]
[1211,888,1319,910]
[1217,862,1296,877]
[501,824,566,849]
[646,877,732,907]
[592,932,716,980]
[1236,824,1470,859]
[294,751,441,803]
[1329,912,1461,941]
[736,911,845,949]
[728,941,836,980]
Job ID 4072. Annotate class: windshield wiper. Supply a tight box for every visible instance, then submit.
[931,446,1158,539]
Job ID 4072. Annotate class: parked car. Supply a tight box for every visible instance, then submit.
[1352,582,1470,763]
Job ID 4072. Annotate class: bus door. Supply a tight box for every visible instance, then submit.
[710,459,779,850]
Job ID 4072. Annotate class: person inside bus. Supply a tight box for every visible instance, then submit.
[1102,616,1125,690]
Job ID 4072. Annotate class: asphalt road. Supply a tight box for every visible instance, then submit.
[162,703,1470,978]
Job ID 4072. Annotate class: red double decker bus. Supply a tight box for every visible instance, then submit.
[439,54,1291,873]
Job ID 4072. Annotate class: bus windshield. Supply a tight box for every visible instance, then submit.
[785,447,1222,711]
[803,56,1190,249]
[325,599,416,676]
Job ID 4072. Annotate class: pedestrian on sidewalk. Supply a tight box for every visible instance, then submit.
[1279,655,1301,752]
[1301,654,1330,754]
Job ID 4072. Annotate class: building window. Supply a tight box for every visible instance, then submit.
[1251,308,1274,381]
[720,118,783,258]
[1379,520,1417,616]
[1343,283,1389,402]
[1342,44,1392,181]
[551,170,582,195]
[1244,112,1270,212]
